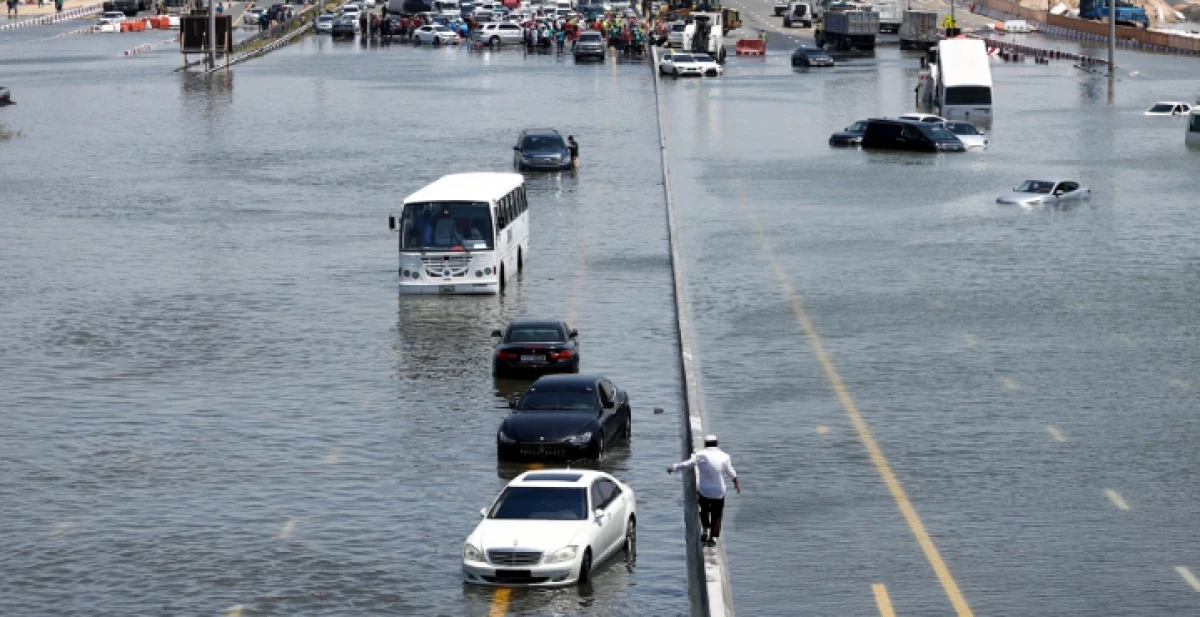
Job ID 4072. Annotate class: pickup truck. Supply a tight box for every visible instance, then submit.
[774,0,789,16]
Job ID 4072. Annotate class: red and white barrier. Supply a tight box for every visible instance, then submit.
[120,36,177,56]
[0,3,103,31]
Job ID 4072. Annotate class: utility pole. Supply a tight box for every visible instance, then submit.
[1107,0,1116,73]
[206,0,216,69]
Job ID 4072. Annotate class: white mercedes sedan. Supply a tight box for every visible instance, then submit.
[997,178,1091,206]
[462,469,636,587]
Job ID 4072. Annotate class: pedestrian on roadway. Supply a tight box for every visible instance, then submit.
[667,434,740,547]
[7,0,19,19]
[567,135,579,169]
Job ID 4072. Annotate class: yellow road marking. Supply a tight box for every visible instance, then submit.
[961,333,977,347]
[527,462,545,470]
[1104,489,1130,511]
[744,211,974,617]
[1176,566,1200,592]
[873,583,896,617]
[278,517,298,538]
[1000,377,1019,390]
[1046,425,1066,442]
[50,521,76,537]
[489,587,512,617]
[323,447,342,464]
[227,605,245,617]
[816,425,830,435]
[929,299,945,309]
[1167,378,1192,390]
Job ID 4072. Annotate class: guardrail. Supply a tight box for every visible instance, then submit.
[649,44,735,617]
[970,0,1200,55]
[0,2,102,30]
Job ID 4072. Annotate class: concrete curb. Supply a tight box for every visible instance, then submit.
[649,45,735,617]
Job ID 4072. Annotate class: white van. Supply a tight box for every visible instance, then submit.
[1187,108,1200,147]
[934,38,993,120]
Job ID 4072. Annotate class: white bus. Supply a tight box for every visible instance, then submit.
[389,172,529,295]
[935,38,993,120]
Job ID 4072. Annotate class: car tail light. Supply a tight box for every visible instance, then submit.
[549,350,573,360]
[497,351,518,360]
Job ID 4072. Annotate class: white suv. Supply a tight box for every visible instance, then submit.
[473,22,525,45]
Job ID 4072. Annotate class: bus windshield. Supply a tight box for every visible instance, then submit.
[400,202,494,251]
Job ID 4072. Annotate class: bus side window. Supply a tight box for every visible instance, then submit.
[519,187,527,213]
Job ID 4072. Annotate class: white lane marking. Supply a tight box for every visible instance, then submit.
[50,521,77,537]
[227,605,245,617]
[1045,425,1066,442]
[962,333,977,347]
[1104,489,1130,511]
[323,447,342,464]
[278,517,298,538]
[1167,378,1192,390]
[1177,566,1200,592]
[1112,333,1134,346]
[1000,377,1019,390]
[816,425,830,435]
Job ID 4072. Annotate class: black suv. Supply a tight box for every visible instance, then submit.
[513,129,573,171]
[792,45,834,67]
[860,118,965,152]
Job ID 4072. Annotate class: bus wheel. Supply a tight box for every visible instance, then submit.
[517,248,524,272]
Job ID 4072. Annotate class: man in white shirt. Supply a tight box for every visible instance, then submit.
[667,434,740,547]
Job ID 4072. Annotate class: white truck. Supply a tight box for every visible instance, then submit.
[898,9,938,50]
[874,0,900,33]
[683,11,726,63]
[774,0,789,16]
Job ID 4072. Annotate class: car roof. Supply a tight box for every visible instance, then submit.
[511,469,611,487]
[520,128,562,137]
[1023,177,1072,183]
[528,374,602,389]
[507,318,566,329]
[1152,101,1189,105]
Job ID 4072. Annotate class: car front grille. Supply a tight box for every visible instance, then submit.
[421,254,470,278]
[519,443,568,458]
[488,549,544,566]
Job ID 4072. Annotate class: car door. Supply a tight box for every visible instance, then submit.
[597,380,619,443]
[1058,181,1079,201]
[593,479,625,560]
[589,480,615,557]
[500,23,522,43]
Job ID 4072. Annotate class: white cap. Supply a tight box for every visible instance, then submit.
[704,434,718,445]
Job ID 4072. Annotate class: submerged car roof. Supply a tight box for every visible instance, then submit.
[512,469,608,486]
[528,374,601,390]
[508,318,566,329]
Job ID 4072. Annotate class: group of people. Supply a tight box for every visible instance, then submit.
[7,0,65,18]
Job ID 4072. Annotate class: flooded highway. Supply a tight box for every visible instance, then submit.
[1,37,687,615]
[661,36,1200,616]
[3,9,1200,617]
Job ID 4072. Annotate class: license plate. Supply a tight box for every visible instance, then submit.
[520,355,546,363]
[439,285,455,293]
[495,569,531,580]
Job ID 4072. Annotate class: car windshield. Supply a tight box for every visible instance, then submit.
[434,25,452,31]
[579,33,601,41]
[671,23,685,31]
[807,49,829,58]
[336,16,354,23]
[521,134,564,151]
[399,202,495,251]
[519,389,597,411]
[1016,180,1056,194]
[317,15,333,21]
[507,326,565,343]
[1148,103,1174,113]
[848,121,866,132]
[673,55,695,63]
[489,487,587,520]
[917,124,956,140]
[943,122,979,135]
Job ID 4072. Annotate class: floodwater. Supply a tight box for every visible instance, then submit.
[4,10,1200,617]
[0,32,687,616]
[659,22,1200,617]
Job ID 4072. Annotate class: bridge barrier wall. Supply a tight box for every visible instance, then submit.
[649,45,735,617]
[970,0,1200,54]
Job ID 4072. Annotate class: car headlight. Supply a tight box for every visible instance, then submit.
[463,542,485,562]
[498,430,516,444]
[544,545,578,564]
[564,432,592,445]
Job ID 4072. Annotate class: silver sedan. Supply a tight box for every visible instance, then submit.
[997,179,1091,206]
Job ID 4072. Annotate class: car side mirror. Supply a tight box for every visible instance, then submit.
[491,330,503,338]
[508,398,519,409]
[480,508,488,517]
[594,508,604,523]
[569,329,579,338]
[512,146,520,151]
[388,215,396,231]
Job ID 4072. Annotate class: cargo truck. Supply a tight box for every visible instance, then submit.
[875,0,900,33]
[815,10,878,51]
[898,9,938,50]
[1078,0,1149,27]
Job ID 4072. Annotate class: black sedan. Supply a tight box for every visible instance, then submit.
[492,319,579,378]
[331,15,357,38]
[497,375,632,461]
[829,120,867,146]
[792,46,834,67]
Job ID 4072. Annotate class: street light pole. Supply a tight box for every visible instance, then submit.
[206,0,216,69]
[1107,0,1116,73]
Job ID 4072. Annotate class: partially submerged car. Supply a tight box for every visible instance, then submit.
[941,121,988,150]
[996,179,1091,205]
[829,119,867,146]
[1145,101,1191,117]
[792,45,834,66]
